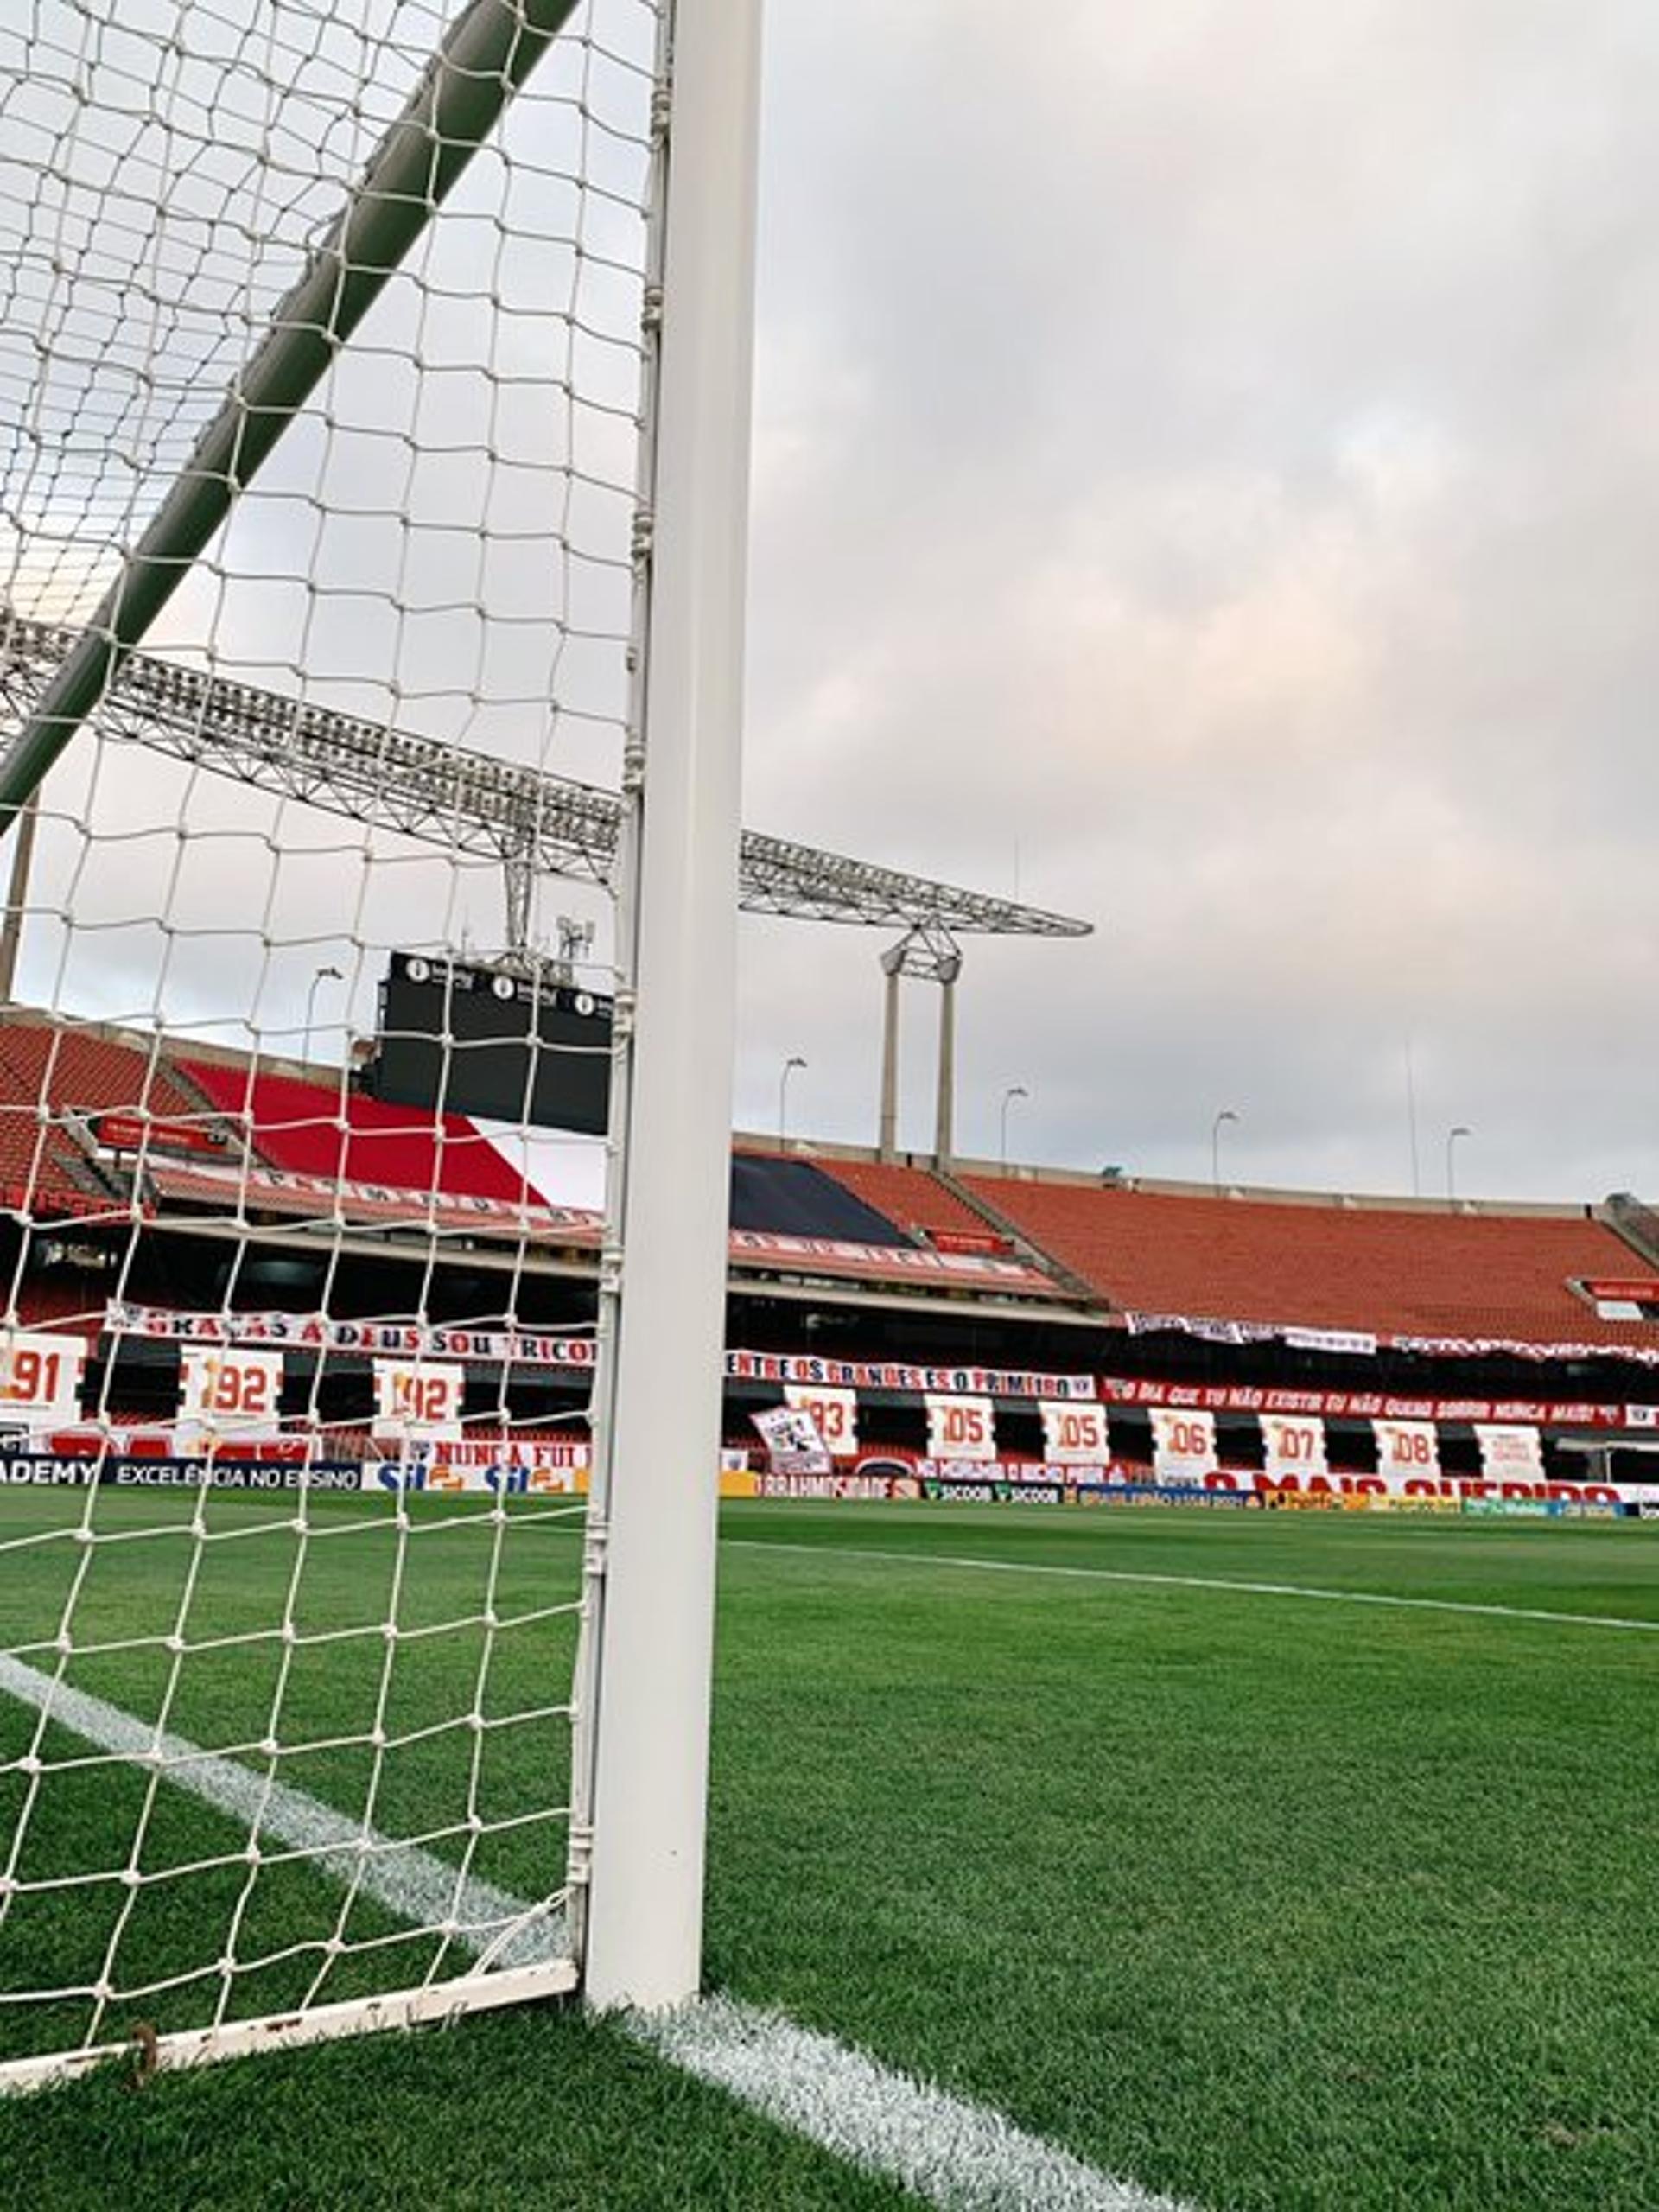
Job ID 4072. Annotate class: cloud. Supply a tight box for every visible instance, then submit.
[735,0,1659,1200]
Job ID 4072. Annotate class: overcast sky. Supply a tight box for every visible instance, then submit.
[732,0,1659,1204]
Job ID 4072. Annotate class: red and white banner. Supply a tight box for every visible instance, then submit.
[1260,1413,1326,1480]
[728,1230,1058,1294]
[728,1351,1095,1400]
[1039,1401,1110,1464]
[372,1358,466,1441]
[146,1159,602,1243]
[0,1331,84,1422]
[1122,1305,1659,1370]
[105,1304,597,1370]
[752,1404,832,1474]
[1150,1407,1217,1485]
[1473,1424,1545,1483]
[1373,1419,1440,1481]
[783,1383,858,1460]
[178,1347,284,1438]
[1098,1375,1649,1430]
[925,1394,996,1459]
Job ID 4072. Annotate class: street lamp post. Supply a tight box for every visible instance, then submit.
[302,963,344,1066]
[1211,1107,1240,1194]
[778,1054,806,1148]
[1446,1123,1472,1203]
[999,1083,1028,1168]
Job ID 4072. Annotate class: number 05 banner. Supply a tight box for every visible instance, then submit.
[1039,1402,1109,1464]
[925,1394,995,1459]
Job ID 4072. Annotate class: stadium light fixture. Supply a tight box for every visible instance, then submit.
[1211,1107,1241,1194]
[779,1055,808,1148]
[999,1084,1029,1168]
[1446,1123,1473,1203]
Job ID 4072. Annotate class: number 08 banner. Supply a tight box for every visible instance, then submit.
[1373,1419,1440,1480]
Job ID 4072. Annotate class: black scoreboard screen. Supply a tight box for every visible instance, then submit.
[365,952,613,1135]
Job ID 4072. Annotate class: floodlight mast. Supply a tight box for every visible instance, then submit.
[0,615,1094,945]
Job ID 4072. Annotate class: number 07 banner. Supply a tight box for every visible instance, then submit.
[1260,1413,1326,1479]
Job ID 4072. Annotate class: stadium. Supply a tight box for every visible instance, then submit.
[2,3,1656,2209]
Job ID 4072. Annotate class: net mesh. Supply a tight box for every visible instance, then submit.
[0,0,659,2083]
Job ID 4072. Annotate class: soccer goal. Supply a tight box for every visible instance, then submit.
[0,0,760,2091]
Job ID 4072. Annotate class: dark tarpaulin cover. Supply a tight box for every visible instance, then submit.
[728,1154,911,1246]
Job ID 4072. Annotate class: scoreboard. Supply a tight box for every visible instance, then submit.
[365,952,613,1135]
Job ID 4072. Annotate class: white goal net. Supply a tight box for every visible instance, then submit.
[0,0,757,2089]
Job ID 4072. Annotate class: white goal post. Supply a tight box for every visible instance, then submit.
[0,0,760,2088]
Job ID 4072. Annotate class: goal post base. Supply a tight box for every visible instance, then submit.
[0,1956,579,2100]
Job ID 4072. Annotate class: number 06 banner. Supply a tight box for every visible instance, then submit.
[1149,1407,1217,1485]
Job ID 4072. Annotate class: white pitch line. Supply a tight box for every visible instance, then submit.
[0,1653,564,1972]
[636,1994,1197,2212]
[728,1537,1659,1634]
[0,1653,1201,2212]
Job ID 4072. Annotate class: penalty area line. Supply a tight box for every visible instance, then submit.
[727,1538,1659,1634]
[0,1652,1201,2212]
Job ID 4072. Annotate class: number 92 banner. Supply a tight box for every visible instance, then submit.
[178,1347,284,1438]
[373,1359,466,1441]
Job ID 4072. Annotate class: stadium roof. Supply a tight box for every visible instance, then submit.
[1,616,1091,939]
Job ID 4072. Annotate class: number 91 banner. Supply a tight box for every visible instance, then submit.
[0,1331,85,1423]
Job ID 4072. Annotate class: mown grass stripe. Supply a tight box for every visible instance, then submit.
[728,1536,1659,1631]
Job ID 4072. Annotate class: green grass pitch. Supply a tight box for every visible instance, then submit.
[1,1493,1656,2209]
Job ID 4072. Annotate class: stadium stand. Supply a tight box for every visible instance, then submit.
[816,1156,1002,1244]
[0,1014,205,1217]
[178,1058,533,1205]
[961,1173,1659,1350]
